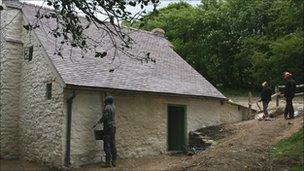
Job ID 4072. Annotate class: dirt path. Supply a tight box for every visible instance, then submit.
[0,159,51,171]
[175,115,303,170]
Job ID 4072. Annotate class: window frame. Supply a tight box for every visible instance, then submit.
[46,83,52,100]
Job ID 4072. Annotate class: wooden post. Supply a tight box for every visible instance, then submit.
[275,86,279,108]
[248,91,252,117]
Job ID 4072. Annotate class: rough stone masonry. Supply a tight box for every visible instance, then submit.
[1,3,65,166]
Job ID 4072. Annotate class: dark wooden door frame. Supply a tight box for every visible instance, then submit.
[167,104,187,151]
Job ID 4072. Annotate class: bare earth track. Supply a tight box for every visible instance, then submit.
[175,115,303,171]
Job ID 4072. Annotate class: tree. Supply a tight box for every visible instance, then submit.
[128,0,303,89]
[1,0,159,61]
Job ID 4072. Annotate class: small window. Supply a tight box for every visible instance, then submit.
[46,83,52,99]
[24,46,33,61]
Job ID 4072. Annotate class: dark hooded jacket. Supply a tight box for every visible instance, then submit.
[284,79,296,99]
[260,86,272,102]
[100,96,116,131]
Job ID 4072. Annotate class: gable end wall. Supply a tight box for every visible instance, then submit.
[1,5,66,168]
[18,14,66,167]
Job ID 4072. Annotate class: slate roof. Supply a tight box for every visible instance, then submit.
[19,3,226,99]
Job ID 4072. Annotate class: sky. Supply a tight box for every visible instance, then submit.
[20,0,201,20]
[123,0,201,15]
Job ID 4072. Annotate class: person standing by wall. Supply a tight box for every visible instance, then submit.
[283,72,296,119]
[99,96,117,167]
[260,81,272,118]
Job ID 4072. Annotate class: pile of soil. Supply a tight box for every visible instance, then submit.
[195,124,234,141]
[174,114,303,170]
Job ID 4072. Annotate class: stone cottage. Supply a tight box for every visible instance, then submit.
[0,1,254,168]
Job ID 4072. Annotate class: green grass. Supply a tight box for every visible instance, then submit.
[271,127,304,157]
[270,127,304,170]
[290,165,304,171]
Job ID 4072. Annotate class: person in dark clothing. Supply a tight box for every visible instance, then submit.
[260,81,272,118]
[99,96,117,167]
[283,72,296,119]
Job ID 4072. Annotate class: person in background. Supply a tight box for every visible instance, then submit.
[260,81,272,118]
[99,96,117,167]
[283,72,296,119]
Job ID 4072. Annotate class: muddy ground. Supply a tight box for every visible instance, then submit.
[173,115,303,171]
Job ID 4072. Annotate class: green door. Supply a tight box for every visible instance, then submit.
[168,105,186,151]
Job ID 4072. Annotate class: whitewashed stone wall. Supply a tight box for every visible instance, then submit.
[220,103,246,123]
[68,90,243,167]
[0,6,23,159]
[18,19,66,167]
[68,90,103,167]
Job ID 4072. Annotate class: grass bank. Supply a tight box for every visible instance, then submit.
[270,127,304,170]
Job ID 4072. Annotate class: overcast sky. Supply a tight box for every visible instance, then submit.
[20,0,201,20]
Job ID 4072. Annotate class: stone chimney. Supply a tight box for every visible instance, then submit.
[151,28,165,37]
[0,0,23,158]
